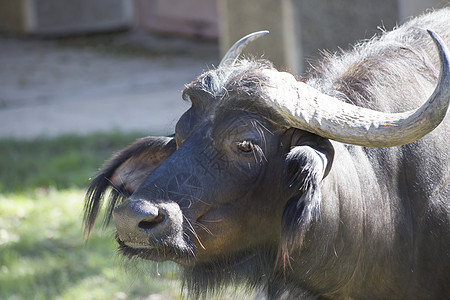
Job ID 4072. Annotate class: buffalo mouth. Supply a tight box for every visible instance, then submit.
[115,233,195,265]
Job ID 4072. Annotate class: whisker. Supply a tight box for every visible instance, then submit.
[183,215,206,250]
[194,221,214,236]
[253,118,274,136]
[201,218,224,223]
[167,192,212,207]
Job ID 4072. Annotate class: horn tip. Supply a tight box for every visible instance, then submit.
[218,30,270,67]
[426,28,450,82]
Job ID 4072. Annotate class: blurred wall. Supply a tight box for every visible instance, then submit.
[218,0,448,73]
[134,0,218,39]
[0,0,446,71]
[398,0,448,21]
[0,0,26,34]
[0,0,133,36]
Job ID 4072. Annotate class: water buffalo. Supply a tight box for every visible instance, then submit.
[84,8,449,299]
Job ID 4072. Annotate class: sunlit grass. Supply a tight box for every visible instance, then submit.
[0,189,181,300]
[0,131,144,193]
[0,132,182,299]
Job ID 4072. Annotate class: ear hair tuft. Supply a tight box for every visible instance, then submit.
[279,146,326,267]
[83,136,176,239]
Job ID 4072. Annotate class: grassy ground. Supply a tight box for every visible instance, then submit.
[0,132,183,300]
[0,131,144,194]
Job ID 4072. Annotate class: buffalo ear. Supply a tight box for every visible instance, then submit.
[84,136,176,238]
[280,139,334,264]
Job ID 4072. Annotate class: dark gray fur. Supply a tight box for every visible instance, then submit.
[85,8,449,299]
[286,8,450,298]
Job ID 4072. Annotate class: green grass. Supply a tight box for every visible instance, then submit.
[0,189,181,300]
[0,131,144,194]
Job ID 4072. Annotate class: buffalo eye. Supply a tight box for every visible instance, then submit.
[237,140,254,153]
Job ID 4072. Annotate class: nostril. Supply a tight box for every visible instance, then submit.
[138,212,165,231]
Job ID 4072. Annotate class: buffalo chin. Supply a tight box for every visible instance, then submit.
[115,234,196,265]
[117,232,281,298]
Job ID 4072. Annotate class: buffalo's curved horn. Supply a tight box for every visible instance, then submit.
[263,29,450,147]
[219,31,269,67]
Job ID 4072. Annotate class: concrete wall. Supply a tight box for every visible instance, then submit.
[134,0,218,39]
[398,0,448,21]
[0,0,133,36]
[218,0,287,68]
[0,0,27,34]
[0,0,446,64]
[296,0,398,68]
[218,0,448,74]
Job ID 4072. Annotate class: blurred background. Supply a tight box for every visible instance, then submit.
[0,0,447,299]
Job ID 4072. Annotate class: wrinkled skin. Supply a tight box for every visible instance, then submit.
[113,107,333,265]
[85,9,450,300]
